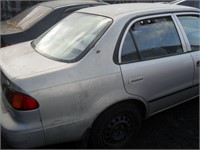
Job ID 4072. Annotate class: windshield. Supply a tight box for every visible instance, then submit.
[32,13,112,62]
[6,5,52,30]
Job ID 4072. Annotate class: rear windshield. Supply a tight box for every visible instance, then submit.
[6,5,52,30]
[32,13,112,62]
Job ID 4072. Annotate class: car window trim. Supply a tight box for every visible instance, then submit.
[173,12,200,52]
[119,52,192,65]
[118,13,186,64]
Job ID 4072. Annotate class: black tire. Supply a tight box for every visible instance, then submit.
[89,102,141,149]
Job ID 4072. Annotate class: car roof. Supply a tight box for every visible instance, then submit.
[41,0,104,8]
[77,3,199,18]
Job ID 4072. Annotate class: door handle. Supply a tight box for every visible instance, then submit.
[197,61,200,67]
[129,77,144,84]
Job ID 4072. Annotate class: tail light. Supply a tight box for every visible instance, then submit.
[5,87,39,110]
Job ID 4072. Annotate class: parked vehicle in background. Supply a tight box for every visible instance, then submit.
[104,0,171,4]
[0,0,107,47]
[169,0,200,9]
[1,3,199,149]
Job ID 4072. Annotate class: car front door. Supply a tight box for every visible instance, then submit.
[176,13,200,86]
[119,14,194,113]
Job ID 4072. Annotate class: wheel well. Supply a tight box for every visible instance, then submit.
[111,99,147,119]
[94,99,147,125]
[129,99,147,119]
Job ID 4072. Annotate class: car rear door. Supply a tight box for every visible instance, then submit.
[118,14,194,113]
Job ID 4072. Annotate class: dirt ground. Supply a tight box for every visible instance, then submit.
[1,98,199,149]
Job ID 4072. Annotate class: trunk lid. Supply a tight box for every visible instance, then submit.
[0,41,68,80]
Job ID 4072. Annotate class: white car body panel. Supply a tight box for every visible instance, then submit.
[0,3,199,148]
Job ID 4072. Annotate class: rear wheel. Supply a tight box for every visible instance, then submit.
[90,102,141,148]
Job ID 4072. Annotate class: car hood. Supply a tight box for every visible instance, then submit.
[0,41,68,80]
[0,21,22,34]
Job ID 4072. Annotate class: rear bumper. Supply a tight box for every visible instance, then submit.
[1,107,45,148]
[1,90,45,148]
[1,125,45,148]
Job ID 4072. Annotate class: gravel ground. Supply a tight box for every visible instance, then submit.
[1,98,199,149]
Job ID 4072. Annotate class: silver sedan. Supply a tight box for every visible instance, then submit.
[1,3,199,149]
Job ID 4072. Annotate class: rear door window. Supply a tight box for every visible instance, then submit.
[121,31,139,63]
[121,16,183,63]
[130,17,183,60]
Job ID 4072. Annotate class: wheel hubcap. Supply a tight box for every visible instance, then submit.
[103,114,133,146]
